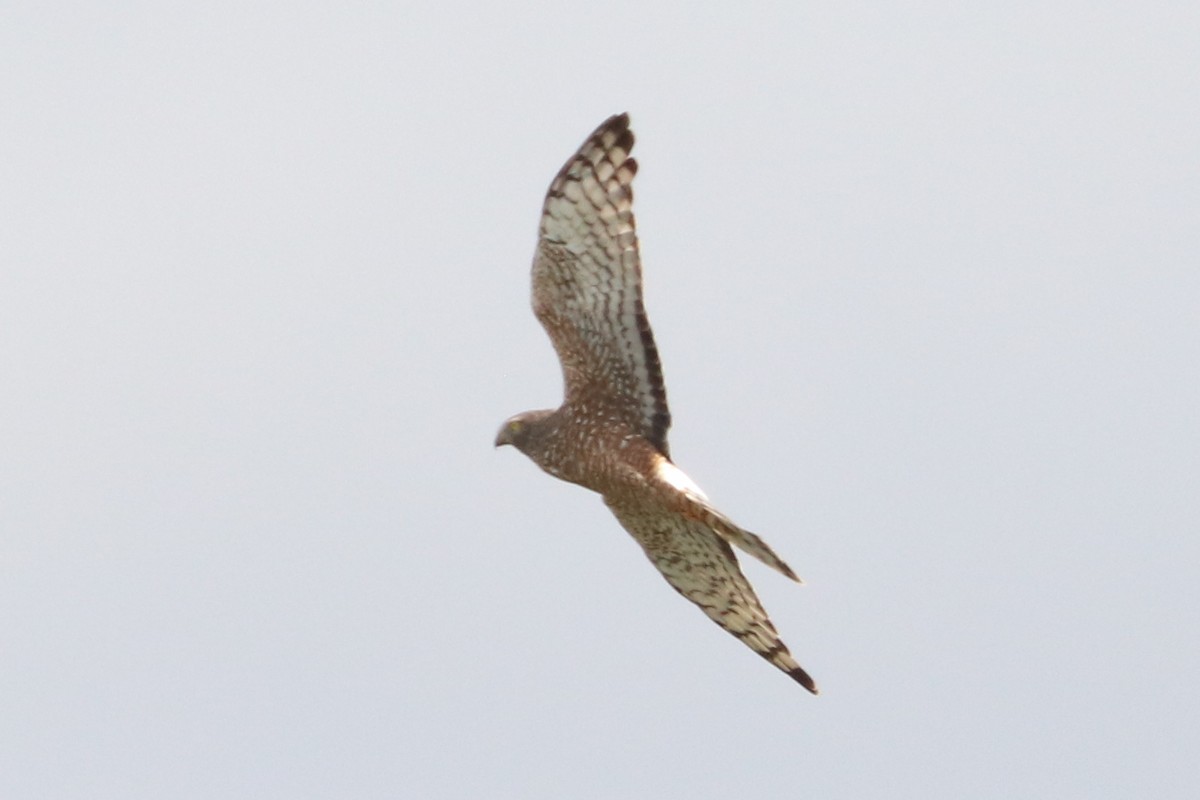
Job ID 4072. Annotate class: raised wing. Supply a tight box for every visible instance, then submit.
[532,113,671,455]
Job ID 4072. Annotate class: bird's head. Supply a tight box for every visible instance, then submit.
[494,410,555,453]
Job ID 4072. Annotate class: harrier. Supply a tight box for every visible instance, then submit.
[496,114,817,693]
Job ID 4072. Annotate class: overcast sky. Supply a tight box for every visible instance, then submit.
[3,3,1198,798]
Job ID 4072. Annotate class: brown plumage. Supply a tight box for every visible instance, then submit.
[495,114,817,693]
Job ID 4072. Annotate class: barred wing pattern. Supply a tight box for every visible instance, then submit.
[606,498,818,693]
[532,114,671,456]
[497,114,817,693]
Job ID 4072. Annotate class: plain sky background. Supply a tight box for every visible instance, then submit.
[3,2,1198,798]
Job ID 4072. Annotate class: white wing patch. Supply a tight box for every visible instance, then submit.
[655,457,709,502]
[654,454,801,583]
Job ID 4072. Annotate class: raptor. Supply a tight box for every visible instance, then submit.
[496,114,817,693]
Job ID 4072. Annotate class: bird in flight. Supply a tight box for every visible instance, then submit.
[495,114,817,693]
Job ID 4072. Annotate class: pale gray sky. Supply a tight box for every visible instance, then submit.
[3,2,1198,798]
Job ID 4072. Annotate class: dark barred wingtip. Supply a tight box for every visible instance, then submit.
[603,111,631,132]
[790,666,819,695]
[588,113,633,152]
[760,640,818,694]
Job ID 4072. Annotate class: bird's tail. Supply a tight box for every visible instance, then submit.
[653,456,803,583]
[693,503,802,583]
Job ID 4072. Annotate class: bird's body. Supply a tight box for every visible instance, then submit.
[496,114,817,693]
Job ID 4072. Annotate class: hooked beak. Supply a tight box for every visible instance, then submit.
[494,424,513,448]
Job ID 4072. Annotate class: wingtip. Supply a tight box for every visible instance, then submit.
[791,666,819,695]
[598,112,632,139]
